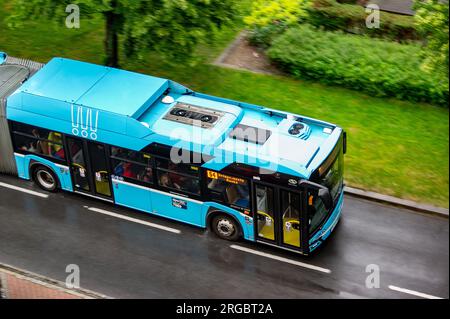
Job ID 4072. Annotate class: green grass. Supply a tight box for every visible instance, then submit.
[0,3,448,207]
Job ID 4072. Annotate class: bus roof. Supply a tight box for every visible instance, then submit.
[18,57,169,119]
[7,57,342,179]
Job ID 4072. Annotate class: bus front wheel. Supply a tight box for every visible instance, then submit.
[212,215,240,241]
[32,166,58,192]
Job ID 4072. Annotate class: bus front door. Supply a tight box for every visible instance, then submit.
[66,137,112,200]
[253,182,302,251]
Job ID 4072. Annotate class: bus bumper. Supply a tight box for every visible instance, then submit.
[308,190,344,253]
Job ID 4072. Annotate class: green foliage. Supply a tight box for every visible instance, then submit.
[267,25,449,105]
[247,22,289,48]
[244,0,310,28]
[245,0,310,48]
[308,0,419,41]
[413,0,449,76]
[8,0,238,66]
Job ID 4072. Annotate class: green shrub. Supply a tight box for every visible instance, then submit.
[247,22,288,48]
[245,0,310,48]
[308,0,419,41]
[244,0,310,28]
[267,25,449,105]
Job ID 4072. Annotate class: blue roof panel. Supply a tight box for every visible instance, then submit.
[18,58,169,118]
[76,67,169,117]
[20,58,109,103]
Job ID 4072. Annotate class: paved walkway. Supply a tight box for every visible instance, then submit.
[0,264,108,299]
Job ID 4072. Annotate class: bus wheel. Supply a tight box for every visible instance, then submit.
[33,166,58,192]
[212,215,240,241]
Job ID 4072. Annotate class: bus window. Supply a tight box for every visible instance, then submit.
[255,185,275,241]
[308,190,328,234]
[206,170,250,209]
[110,147,153,186]
[281,190,301,248]
[12,123,65,161]
[156,158,200,195]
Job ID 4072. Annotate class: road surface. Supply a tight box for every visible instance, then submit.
[0,174,448,299]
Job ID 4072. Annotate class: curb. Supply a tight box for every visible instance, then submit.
[0,263,112,299]
[0,273,6,299]
[344,186,449,218]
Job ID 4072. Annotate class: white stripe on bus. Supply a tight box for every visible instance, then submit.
[388,285,443,299]
[85,206,181,234]
[230,244,332,274]
[0,181,49,198]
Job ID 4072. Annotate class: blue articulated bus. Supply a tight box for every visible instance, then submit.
[0,53,346,255]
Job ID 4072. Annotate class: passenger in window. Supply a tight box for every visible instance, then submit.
[20,140,39,153]
[47,132,65,159]
[122,162,138,179]
[114,162,124,176]
[138,168,153,183]
[159,173,173,188]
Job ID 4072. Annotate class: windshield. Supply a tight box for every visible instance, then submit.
[308,136,344,234]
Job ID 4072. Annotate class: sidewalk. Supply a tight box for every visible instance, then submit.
[0,263,110,299]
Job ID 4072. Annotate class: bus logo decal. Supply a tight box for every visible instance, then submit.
[71,104,99,140]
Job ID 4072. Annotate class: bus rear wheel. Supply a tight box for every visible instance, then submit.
[33,166,58,192]
[212,215,240,241]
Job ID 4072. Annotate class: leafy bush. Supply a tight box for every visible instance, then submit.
[244,0,310,28]
[247,22,288,48]
[308,0,419,41]
[267,25,449,105]
[414,0,449,76]
[245,0,310,48]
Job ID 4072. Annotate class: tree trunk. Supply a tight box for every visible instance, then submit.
[104,8,119,67]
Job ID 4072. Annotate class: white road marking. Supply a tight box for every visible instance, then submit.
[388,285,443,299]
[0,182,49,198]
[85,206,181,234]
[230,244,332,274]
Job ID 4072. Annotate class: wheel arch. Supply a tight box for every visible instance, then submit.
[29,160,61,188]
[206,208,244,237]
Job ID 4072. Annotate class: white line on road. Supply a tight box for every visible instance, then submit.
[388,285,443,299]
[85,206,181,234]
[0,181,49,198]
[230,245,332,274]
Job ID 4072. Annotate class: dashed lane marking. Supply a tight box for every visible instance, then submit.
[0,182,49,198]
[230,244,332,274]
[388,285,443,299]
[85,206,181,234]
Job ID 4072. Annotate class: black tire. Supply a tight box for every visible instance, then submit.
[32,166,58,192]
[212,214,240,241]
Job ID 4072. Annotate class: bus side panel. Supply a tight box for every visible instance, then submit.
[112,180,152,213]
[17,154,72,191]
[14,153,27,179]
[203,202,254,241]
[151,191,203,227]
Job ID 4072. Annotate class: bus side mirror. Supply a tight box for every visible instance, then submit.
[318,188,333,210]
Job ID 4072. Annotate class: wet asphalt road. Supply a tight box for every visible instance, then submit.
[0,174,448,299]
